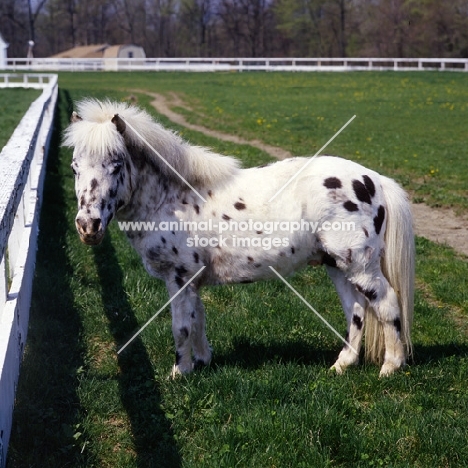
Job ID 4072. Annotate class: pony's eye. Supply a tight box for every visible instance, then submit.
[111,163,122,175]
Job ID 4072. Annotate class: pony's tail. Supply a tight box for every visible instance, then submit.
[365,176,415,364]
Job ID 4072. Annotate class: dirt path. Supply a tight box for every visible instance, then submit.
[138,91,468,257]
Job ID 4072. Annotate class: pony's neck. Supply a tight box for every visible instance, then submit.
[118,148,182,222]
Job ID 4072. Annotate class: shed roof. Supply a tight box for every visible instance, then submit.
[50,44,109,58]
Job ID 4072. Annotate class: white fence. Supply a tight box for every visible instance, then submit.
[0,74,58,466]
[4,56,468,72]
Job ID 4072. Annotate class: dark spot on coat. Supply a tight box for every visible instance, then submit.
[161,236,166,244]
[373,205,385,235]
[256,230,263,234]
[247,256,254,263]
[343,200,359,212]
[182,199,188,205]
[90,178,98,192]
[394,318,402,333]
[208,190,213,197]
[363,227,369,237]
[175,276,185,288]
[172,246,179,255]
[352,314,363,330]
[194,204,200,214]
[193,252,199,263]
[109,187,117,199]
[175,351,182,365]
[324,177,342,189]
[291,247,295,254]
[100,199,106,211]
[362,175,376,198]
[147,246,161,261]
[352,179,372,204]
[222,214,231,221]
[116,199,125,210]
[356,284,377,301]
[322,252,337,268]
[175,265,188,277]
[346,249,352,264]
[234,201,246,210]
[80,195,86,208]
[179,327,189,340]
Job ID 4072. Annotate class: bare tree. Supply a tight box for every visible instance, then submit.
[179,0,213,56]
[217,0,268,56]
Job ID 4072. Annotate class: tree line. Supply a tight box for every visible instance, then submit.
[2,0,468,59]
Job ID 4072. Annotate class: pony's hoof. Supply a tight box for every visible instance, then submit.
[379,361,400,377]
[330,363,345,375]
[170,365,182,379]
[170,362,194,379]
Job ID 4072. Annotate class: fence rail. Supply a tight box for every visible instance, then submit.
[4,57,468,72]
[0,74,58,466]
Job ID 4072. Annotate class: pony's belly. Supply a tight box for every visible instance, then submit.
[205,239,323,285]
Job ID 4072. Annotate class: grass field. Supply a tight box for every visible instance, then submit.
[7,72,468,467]
[0,88,41,148]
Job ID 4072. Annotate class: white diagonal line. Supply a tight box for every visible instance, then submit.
[268,115,356,202]
[117,266,206,354]
[119,115,207,203]
[268,266,358,356]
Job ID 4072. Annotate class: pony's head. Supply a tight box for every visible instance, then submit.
[64,100,133,245]
[64,98,241,245]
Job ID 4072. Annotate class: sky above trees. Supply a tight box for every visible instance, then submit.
[2,0,468,58]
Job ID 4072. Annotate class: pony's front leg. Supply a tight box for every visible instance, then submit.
[167,281,211,377]
[191,295,212,369]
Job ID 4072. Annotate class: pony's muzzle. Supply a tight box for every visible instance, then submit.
[75,216,104,245]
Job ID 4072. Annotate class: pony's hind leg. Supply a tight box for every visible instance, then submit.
[352,269,405,377]
[326,266,366,374]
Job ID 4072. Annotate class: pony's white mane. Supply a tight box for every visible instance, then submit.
[63,98,240,186]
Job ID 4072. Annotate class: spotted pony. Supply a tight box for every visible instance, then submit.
[64,99,415,377]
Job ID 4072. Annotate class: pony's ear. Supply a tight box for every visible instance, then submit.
[70,111,82,123]
[111,114,126,134]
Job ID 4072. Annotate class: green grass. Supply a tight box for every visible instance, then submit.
[56,71,468,211]
[7,73,468,467]
[0,88,41,148]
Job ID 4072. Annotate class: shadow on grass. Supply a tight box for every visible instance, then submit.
[213,338,468,372]
[8,91,88,466]
[413,343,468,365]
[214,336,339,370]
[93,232,181,468]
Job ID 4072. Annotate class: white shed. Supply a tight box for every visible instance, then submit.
[103,44,146,71]
[0,33,8,69]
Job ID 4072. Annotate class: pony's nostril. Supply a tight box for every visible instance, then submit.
[76,217,102,234]
[91,218,102,233]
[76,217,87,232]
